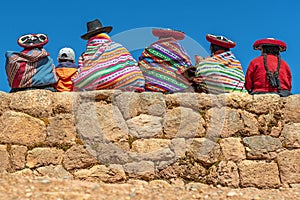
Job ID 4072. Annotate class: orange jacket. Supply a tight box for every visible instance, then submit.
[55,62,78,92]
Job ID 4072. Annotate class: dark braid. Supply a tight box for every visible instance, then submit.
[263,51,282,90]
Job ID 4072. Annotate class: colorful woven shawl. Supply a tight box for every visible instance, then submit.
[5,48,58,89]
[195,51,247,94]
[73,33,145,91]
[138,37,193,93]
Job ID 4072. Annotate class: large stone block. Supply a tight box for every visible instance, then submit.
[10,145,27,170]
[243,135,282,160]
[36,165,72,179]
[282,95,300,123]
[246,94,281,115]
[0,111,47,147]
[0,145,9,172]
[220,138,246,162]
[0,92,11,116]
[26,147,64,168]
[281,123,300,148]
[238,160,281,188]
[63,145,98,171]
[163,107,205,139]
[277,149,300,184]
[9,90,54,118]
[123,161,155,180]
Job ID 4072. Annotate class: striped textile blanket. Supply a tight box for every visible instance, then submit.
[195,51,247,94]
[73,34,145,92]
[5,48,58,89]
[138,38,194,93]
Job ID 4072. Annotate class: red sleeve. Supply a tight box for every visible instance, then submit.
[245,60,255,92]
[286,63,292,91]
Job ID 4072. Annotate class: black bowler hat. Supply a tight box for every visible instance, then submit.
[81,19,113,40]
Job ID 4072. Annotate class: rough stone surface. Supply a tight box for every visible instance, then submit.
[206,161,240,188]
[46,114,77,146]
[10,145,27,170]
[163,107,206,139]
[0,92,11,116]
[277,149,300,184]
[123,161,155,180]
[238,160,281,189]
[74,164,126,183]
[0,145,9,172]
[0,111,47,147]
[243,135,282,160]
[35,165,72,179]
[281,123,300,148]
[220,137,246,162]
[9,90,54,118]
[63,145,98,171]
[187,138,221,166]
[26,148,64,168]
[206,107,244,139]
[283,94,300,123]
[127,114,163,138]
[246,94,281,115]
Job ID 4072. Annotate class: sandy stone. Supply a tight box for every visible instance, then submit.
[10,145,27,170]
[52,92,79,114]
[206,107,244,139]
[163,107,206,139]
[282,94,300,123]
[0,145,9,172]
[0,92,11,116]
[170,138,187,159]
[9,90,54,118]
[36,165,72,179]
[281,123,300,148]
[277,149,300,184]
[46,114,77,146]
[239,110,259,136]
[127,114,163,138]
[26,148,64,169]
[0,111,47,147]
[243,135,282,160]
[187,138,221,165]
[123,161,155,181]
[220,138,246,162]
[206,161,240,188]
[238,160,281,188]
[74,164,126,183]
[63,145,98,171]
[246,94,281,115]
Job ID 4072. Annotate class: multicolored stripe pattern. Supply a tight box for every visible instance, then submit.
[138,38,193,93]
[5,48,58,89]
[195,51,247,94]
[73,34,145,91]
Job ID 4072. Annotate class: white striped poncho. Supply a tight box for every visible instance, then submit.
[195,51,247,94]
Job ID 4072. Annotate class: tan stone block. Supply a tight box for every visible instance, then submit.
[246,94,281,115]
[277,149,300,184]
[206,108,244,139]
[35,165,72,179]
[52,92,79,114]
[238,160,281,188]
[131,139,171,153]
[0,92,11,116]
[26,148,64,168]
[63,145,98,171]
[46,114,77,146]
[9,90,54,118]
[282,95,300,123]
[163,107,205,139]
[220,138,246,162]
[10,145,27,170]
[281,123,300,148]
[74,164,126,183]
[0,145,9,172]
[0,111,47,146]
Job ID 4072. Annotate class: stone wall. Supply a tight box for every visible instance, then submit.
[0,90,299,189]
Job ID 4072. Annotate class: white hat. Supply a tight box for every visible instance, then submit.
[58,47,75,61]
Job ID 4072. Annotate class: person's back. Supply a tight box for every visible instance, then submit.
[245,38,292,97]
[55,47,78,92]
[5,34,58,92]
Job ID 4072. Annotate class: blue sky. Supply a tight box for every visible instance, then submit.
[1,0,299,93]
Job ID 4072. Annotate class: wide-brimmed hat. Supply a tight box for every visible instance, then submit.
[253,38,287,52]
[81,19,113,40]
[206,34,236,49]
[152,28,185,40]
[17,33,48,48]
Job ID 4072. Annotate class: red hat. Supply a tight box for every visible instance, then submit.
[253,38,287,52]
[206,34,236,49]
[17,34,49,48]
[152,28,185,40]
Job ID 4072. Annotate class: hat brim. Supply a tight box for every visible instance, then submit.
[253,39,287,52]
[17,34,49,48]
[81,26,113,40]
[206,34,236,49]
[152,29,185,40]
